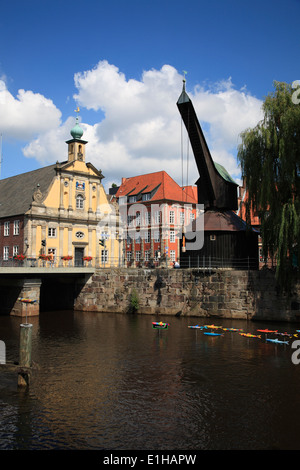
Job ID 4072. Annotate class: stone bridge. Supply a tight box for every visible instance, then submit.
[1,265,300,322]
[0,266,95,317]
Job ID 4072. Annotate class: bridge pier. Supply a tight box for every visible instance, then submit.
[0,266,94,316]
[11,279,41,318]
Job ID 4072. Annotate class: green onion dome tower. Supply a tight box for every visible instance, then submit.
[66,107,87,162]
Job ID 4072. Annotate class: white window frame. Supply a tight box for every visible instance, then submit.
[101,249,108,263]
[180,211,185,225]
[135,212,141,226]
[13,220,20,235]
[145,211,151,226]
[13,245,19,256]
[170,250,176,261]
[170,230,175,243]
[154,230,160,242]
[76,194,84,209]
[154,211,161,225]
[169,211,175,224]
[190,212,195,223]
[4,222,9,236]
[3,246,9,260]
[144,231,150,243]
[48,227,57,238]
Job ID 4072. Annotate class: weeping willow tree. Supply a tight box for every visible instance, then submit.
[238,81,300,292]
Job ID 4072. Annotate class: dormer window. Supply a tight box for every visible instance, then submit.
[142,193,151,201]
[119,196,127,205]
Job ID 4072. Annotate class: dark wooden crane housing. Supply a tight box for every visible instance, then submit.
[177,80,258,269]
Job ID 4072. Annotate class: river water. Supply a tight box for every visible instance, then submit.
[0,310,300,451]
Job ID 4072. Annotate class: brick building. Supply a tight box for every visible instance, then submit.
[0,215,25,261]
[113,171,198,267]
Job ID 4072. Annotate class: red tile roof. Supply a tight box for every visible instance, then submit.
[115,171,197,204]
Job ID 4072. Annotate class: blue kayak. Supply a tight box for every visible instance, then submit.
[204,332,222,336]
[266,338,289,345]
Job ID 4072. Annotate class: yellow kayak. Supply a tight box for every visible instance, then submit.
[239,332,261,339]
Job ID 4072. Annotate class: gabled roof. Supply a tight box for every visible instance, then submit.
[0,158,104,219]
[59,160,104,179]
[0,164,57,218]
[115,171,197,204]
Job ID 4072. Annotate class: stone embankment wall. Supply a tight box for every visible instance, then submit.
[74,268,300,322]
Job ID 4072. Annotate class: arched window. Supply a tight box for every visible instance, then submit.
[76,194,84,209]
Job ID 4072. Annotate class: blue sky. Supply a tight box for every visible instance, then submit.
[0,0,299,190]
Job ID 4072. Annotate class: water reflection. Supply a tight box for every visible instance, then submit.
[1,311,300,450]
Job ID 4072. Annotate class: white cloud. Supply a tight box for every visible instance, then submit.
[193,81,263,148]
[191,80,264,178]
[72,61,263,187]
[0,80,61,141]
[2,61,264,191]
[22,117,72,162]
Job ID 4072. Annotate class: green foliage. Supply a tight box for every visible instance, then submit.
[238,81,300,292]
[128,288,139,313]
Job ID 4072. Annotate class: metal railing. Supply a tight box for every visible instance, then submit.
[0,255,261,270]
[178,255,259,270]
[0,256,168,269]
[0,256,103,269]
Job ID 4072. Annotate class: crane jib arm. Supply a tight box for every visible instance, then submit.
[177,86,238,211]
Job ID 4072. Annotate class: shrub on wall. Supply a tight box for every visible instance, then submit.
[128,288,139,314]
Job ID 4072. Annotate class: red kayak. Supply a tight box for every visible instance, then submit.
[257,329,278,333]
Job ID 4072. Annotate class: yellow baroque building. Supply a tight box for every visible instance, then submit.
[0,115,121,267]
